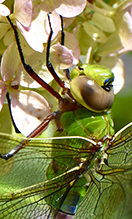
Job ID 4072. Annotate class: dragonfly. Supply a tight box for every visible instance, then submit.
[0,14,132,219]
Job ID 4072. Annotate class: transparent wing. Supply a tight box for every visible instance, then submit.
[0,134,96,219]
[75,123,132,219]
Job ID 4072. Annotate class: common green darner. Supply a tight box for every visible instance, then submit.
[0,14,132,219]
[0,119,132,218]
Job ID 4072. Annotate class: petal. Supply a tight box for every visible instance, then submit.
[0,81,7,111]
[90,11,115,33]
[97,33,123,56]
[112,0,132,11]
[49,31,80,69]
[0,4,10,16]
[14,0,32,27]
[16,10,61,52]
[83,21,107,43]
[51,44,78,69]
[84,4,115,33]
[73,24,94,56]
[97,11,132,56]
[0,22,9,40]
[64,31,80,64]
[119,12,132,51]
[1,42,21,81]
[54,0,87,17]
[3,29,14,47]
[16,11,46,52]
[62,17,75,28]
[11,90,51,136]
[112,58,125,94]
[44,11,61,38]
[17,51,53,88]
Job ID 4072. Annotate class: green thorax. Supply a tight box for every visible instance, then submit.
[46,107,115,214]
[58,108,115,141]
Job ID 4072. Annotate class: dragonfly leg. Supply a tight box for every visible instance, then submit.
[6,92,20,133]
[6,16,63,102]
[47,13,75,100]
[0,138,29,160]
[46,13,70,93]
[59,16,71,82]
[60,15,65,46]
[0,113,56,160]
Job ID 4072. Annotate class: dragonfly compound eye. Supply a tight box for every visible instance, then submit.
[70,75,114,112]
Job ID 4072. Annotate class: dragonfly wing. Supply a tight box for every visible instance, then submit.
[75,123,132,219]
[106,122,132,218]
[74,171,127,219]
[0,134,95,218]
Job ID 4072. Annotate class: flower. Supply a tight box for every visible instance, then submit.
[0,0,86,53]
[70,0,132,93]
[0,0,32,50]
[15,0,87,52]
[0,41,51,136]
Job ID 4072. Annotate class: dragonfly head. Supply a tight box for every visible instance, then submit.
[70,64,114,112]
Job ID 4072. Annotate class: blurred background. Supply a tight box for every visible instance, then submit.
[112,52,132,132]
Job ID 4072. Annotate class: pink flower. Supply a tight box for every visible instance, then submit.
[0,42,51,136]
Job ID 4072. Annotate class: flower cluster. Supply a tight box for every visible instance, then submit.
[0,0,132,136]
[70,0,132,93]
